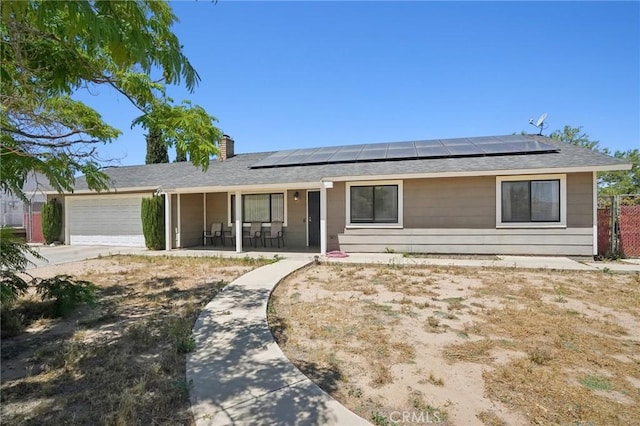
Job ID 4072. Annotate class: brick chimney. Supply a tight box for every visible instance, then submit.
[219,134,235,161]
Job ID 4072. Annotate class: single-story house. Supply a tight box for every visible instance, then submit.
[48,134,631,256]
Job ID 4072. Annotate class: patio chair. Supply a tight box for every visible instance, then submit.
[222,224,237,246]
[203,222,223,246]
[244,221,263,248]
[263,220,284,248]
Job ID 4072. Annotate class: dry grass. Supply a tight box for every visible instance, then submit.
[270,263,640,425]
[1,255,270,425]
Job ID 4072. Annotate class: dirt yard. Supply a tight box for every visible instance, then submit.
[1,254,270,425]
[269,263,640,425]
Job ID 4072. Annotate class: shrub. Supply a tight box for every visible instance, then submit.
[41,199,63,244]
[141,195,165,250]
[35,275,96,317]
[0,228,42,306]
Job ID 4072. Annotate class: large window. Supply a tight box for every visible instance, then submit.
[350,184,399,224]
[497,175,566,227]
[230,193,284,223]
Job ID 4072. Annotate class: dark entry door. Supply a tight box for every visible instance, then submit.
[308,191,320,246]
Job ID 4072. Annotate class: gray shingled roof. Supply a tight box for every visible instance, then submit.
[70,135,629,192]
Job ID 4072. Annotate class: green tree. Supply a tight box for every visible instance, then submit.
[145,126,169,164]
[0,228,42,305]
[0,1,221,306]
[141,195,165,250]
[1,0,222,202]
[551,125,639,195]
[599,149,640,196]
[550,125,604,151]
[175,147,188,162]
[41,199,63,244]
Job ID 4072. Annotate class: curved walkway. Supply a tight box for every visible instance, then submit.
[187,258,371,426]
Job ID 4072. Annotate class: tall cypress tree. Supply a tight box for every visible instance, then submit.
[145,127,169,164]
[175,147,187,162]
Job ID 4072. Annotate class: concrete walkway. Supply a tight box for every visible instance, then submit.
[186,258,371,426]
[323,252,640,273]
[25,245,147,269]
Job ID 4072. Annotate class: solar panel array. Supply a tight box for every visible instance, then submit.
[250,135,559,169]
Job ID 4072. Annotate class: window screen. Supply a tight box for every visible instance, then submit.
[350,185,398,223]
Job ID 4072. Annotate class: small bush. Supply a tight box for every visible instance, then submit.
[141,195,165,250]
[528,347,553,365]
[166,317,196,354]
[1,227,42,306]
[41,199,63,244]
[35,275,96,316]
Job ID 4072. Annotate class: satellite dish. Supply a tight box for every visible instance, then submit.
[536,112,547,127]
[529,112,548,135]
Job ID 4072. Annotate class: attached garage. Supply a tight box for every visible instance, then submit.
[67,194,148,247]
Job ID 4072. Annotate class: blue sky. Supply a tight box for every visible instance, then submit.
[81,1,639,166]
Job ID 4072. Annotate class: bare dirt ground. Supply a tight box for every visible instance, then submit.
[269,263,640,425]
[1,254,270,426]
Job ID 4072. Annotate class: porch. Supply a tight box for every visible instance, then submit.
[163,184,333,254]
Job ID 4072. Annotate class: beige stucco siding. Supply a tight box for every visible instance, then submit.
[327,182,346,251]
[205,192,227,229]
[179,193,204,247]
[404,176,495,228]
[567,172,593,228]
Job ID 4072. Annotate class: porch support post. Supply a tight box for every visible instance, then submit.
[164,193,172,251]
[592,171,598,257]
[320,183,328,255]
[203,193,207,233]
[176,193,181,248]
[235,190,242,253]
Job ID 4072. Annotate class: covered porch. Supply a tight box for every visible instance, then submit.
[161,182,334,254]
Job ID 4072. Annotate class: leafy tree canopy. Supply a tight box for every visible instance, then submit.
[1,0,221,201]
[550,125,603,152]
[551,125,639,195]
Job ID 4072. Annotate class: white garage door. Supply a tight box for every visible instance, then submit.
[68,195,147,247]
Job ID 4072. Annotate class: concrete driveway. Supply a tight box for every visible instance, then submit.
[25,245,147,270]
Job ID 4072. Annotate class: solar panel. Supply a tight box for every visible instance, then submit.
[416,145,450,157]
[357,144,388,161]
[276,150,316,166]
[249,136,559,168]
[415,140,445,148]
[477,142,519,154]
[249,149,296,168]
[386,144,417,159]
[444,144,484,156]
[328,145,364,162]
[468,136,499,144]
[306,147,339,163]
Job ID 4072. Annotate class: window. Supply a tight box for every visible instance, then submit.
[230,193,284,223]
[348,183,401,225]
[497,175,566,227]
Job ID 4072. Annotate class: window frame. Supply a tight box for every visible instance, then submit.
[496,174,567,228]
[345,180,403,228]
[227,191,287,227]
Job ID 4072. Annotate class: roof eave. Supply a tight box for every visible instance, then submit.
[320,163,633,182]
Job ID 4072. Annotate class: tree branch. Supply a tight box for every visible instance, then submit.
[1,126,98,142]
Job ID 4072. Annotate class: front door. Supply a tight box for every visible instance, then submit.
[308,191,320,246]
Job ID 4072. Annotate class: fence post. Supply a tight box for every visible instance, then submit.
[612,195,621,257]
